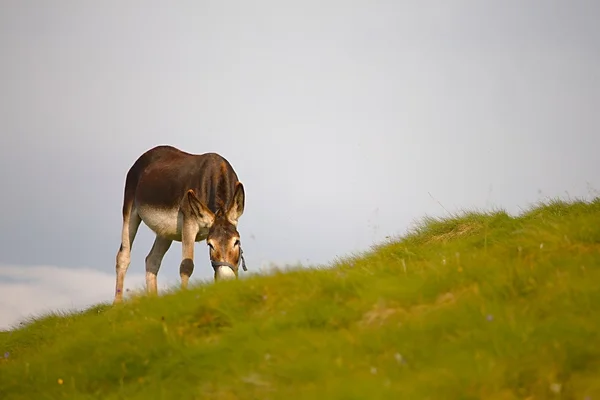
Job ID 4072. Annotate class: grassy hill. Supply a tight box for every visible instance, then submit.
[1,198,599,399]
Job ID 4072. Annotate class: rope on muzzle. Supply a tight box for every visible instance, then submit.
[210,247,247,272]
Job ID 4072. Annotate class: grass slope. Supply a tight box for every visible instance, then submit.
[1,199,600,399]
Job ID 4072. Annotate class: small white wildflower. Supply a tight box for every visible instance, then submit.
[394,353,404,364]
[549,383,561,393]
[540,243,544,249]
[370,366,377,375]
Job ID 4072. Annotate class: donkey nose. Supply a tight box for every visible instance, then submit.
[215,265,236,280]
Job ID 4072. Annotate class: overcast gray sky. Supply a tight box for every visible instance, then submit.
[1,0,599,330]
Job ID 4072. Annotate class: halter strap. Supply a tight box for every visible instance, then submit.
[210,247,247,272]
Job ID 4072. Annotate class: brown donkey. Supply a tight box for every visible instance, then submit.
[114,145,246,303]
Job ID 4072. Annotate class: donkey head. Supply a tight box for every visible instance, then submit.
[187,182,246,281]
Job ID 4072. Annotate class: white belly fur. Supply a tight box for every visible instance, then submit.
[136,205,208,242]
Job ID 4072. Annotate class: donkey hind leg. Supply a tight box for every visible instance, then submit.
[114,209,142,303]
[145,235,172,295]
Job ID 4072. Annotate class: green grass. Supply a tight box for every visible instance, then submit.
[2,198,600,399]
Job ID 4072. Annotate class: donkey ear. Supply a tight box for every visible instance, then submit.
[186,190,215,228]
[227,182,245,225]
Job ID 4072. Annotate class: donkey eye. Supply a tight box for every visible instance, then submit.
[234,239,240,247]
[208,242,214,250]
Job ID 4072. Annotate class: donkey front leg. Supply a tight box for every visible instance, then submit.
[145,235,172,295]
[180,221,198,290]
[178,189,215,290]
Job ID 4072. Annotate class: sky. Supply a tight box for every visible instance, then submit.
[1,0,599,330]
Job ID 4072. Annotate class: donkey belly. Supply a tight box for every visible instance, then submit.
[137,205,183,241]
[136,205,208,242]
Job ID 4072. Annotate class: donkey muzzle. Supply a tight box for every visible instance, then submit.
[211,248,247,280]
[213,265,237,280]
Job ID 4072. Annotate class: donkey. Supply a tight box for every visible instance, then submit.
[113,145,246,303]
